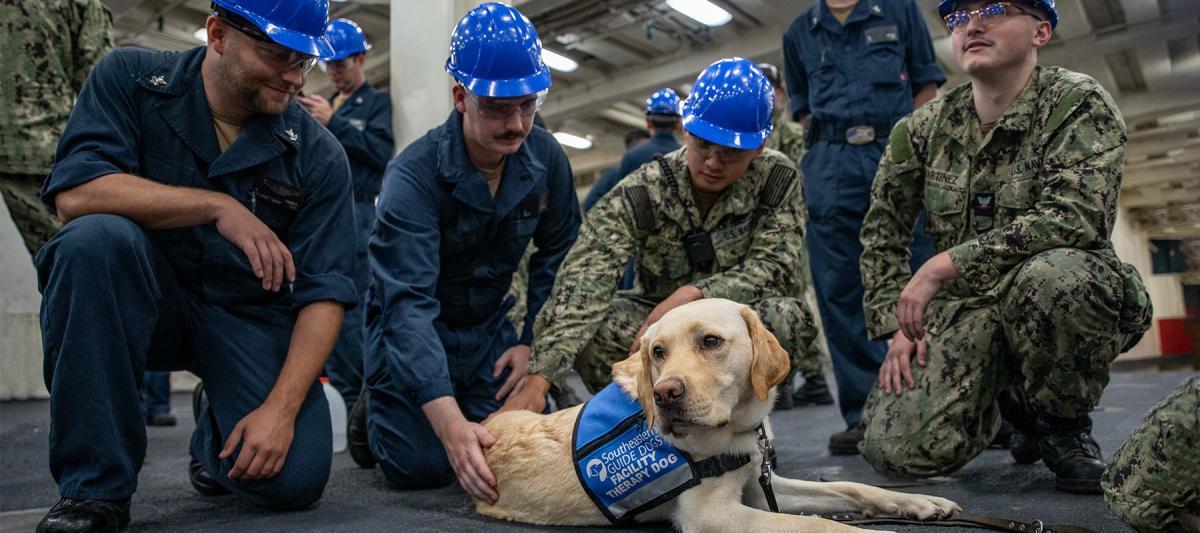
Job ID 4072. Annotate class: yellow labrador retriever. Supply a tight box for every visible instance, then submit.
[477,298,959,531]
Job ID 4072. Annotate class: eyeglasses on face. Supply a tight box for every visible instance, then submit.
[943,2,1042,33]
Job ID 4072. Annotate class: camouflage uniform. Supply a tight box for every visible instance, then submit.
[857,66,1153,478]
[0,0,113,258]
[529,147,819,392]
[1103,376,1200,533]
[763,112,827,382]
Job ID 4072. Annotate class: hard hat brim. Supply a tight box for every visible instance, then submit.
[446,61,553,98]
[238,9,335,58]
[683,115,772,150]
[323,42,371,62]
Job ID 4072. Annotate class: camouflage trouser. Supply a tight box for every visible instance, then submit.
[1,172,59,259]
[783,253,828,384]
[1103,377,1200,533]
[573,295,818,393]
[860,249,1149,478]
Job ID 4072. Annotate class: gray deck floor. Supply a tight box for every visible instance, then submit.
[2,370,1194,532]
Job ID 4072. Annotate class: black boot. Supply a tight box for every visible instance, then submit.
[347,388,377,468]
[988,419,1014,449]
[997,386,1041,464]
[189,458,231,496]
[792,375,834,406]
[36,498,130,533]
[1036,411,1105,494]
[191,381,206,424]
[828,423,865,455]
[1010,429,1042,464]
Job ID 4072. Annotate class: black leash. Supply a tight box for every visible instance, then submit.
[830,512,1097,533]
[755,424,780,513]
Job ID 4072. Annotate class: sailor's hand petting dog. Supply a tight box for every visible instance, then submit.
[493,344,530,402]
[628,284,703,354]
[425,397,498,504]
[896,251,959,342]
[220,403,296,480]
[492,374,549,419]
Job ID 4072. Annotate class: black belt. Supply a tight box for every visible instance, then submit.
[808,120,893,146]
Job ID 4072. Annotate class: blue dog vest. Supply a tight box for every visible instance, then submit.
[573,383,752,524]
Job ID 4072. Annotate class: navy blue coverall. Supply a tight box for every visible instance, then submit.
[783,0,945,426]
[322,81,394,410]
[363,110,580,488]
[37,47,357,509]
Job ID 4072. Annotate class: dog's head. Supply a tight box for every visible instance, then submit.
[612,299,790,440]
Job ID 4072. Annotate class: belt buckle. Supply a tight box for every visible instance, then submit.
[846,125,876,145]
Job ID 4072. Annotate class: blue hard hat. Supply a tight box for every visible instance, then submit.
[445,2,552,98]
[211,0,334,58]
[681,58,774,150]
[645,88,682,116]
[322,18,371,61]
[938,0,1057,28]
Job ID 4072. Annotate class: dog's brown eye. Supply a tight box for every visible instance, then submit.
[652,346,665,359]
[702,335,722,348]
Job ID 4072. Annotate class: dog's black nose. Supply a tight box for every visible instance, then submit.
[653,378,686,408]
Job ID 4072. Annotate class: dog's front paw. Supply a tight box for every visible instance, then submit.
[884,493,961,521]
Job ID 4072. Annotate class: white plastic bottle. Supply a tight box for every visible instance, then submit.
[321,378,348,453]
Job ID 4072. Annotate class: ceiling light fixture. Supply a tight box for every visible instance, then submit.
[542,49,579,72]
[193,28,207,43]
[553,131,593,150]
[667,0,733,27]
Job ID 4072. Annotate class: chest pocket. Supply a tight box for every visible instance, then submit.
[864,25,903,86]
[641,230,692,282]
[997,176,1040,216]
[923,181,966,240]
[711,218,754,270]
[251,176,306,245]
[511,190,549,238]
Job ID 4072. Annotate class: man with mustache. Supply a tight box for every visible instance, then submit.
[33,0,356,531]
[498,58,818,424]
[296,18,395,414]
[348,3,580,504]
[857,0,1153,494]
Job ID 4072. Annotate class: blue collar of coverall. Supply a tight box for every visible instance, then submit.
[651,130,678,142]
[436,109,547,217]
[328,80,374,110]
[136,46,306,179]
[810,0,885,32]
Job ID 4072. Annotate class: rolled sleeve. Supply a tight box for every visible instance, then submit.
[903,0,946,90]
[782,24,811,121]
[289,144,359,309]
[44,50,142,209]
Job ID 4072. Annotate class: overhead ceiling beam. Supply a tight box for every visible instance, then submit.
[541,25,781,121]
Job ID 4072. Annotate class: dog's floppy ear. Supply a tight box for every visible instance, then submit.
[741,306,790,402]
[638,337,657,429]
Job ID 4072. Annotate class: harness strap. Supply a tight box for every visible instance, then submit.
[829,513,1097,533]
[693,454,752,479]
